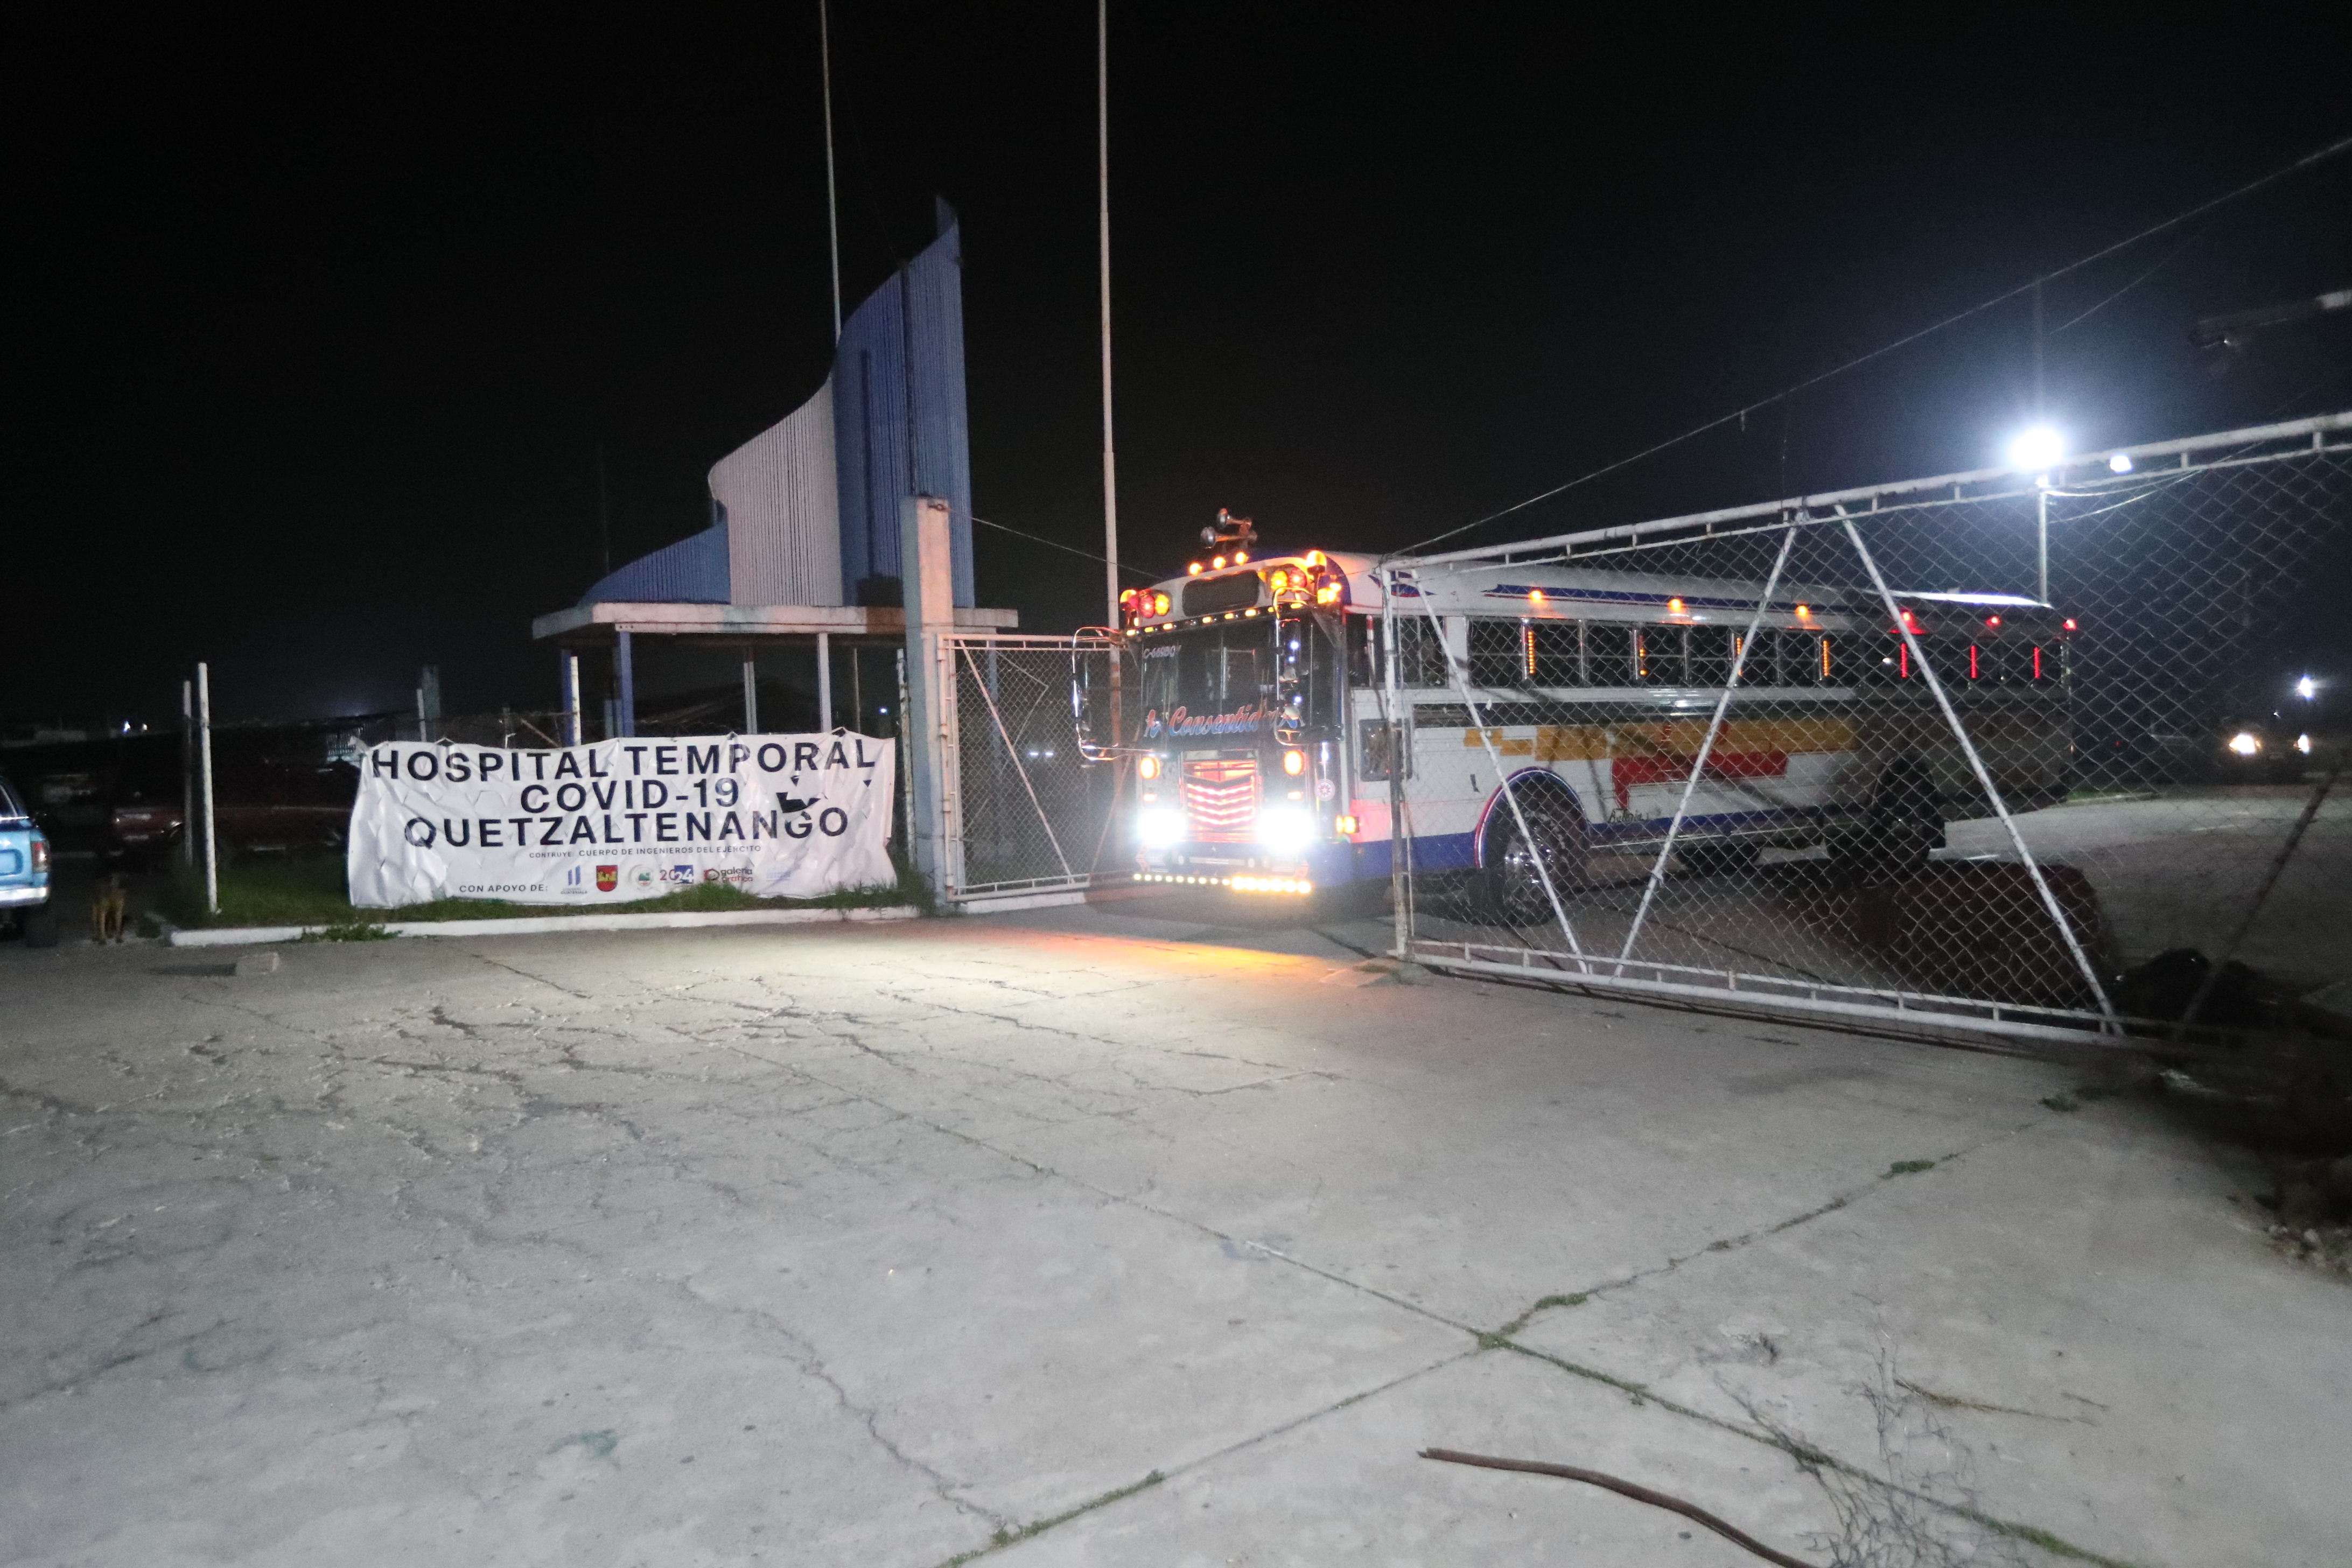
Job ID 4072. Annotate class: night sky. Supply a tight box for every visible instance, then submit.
[16,5,2351,725]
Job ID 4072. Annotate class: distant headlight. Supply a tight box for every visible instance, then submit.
[2227,731,2261,757]
[1138,808,1186,848]
[1254,806,1315,854]
[2297,733,2313,755]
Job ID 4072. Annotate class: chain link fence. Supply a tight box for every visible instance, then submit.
[1382,415,2350,1047]
[942,634,1133,905]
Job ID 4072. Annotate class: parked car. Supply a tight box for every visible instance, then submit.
[1,772,58,946]
[2216,713,2316,784]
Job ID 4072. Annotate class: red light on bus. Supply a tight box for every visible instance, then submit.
[1899,643,1910,678]
[1969,645,1980,680]
[2063,618,2078,631]
[2033,646,2043,680]
[1986,615,2001,627]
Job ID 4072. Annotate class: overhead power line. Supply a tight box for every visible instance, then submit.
[1396,131,2352,559]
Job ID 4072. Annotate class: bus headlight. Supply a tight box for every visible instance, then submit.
[1255,806,1315,854]
[1138,808,1186,848]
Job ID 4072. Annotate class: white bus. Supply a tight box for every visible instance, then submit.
[1084,524,2076,912]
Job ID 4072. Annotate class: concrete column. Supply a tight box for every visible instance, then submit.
[816,632,833,732]
[559,652,583,746]
[617,629,637,739]
[741,650,759,734]
[900,495,955,899]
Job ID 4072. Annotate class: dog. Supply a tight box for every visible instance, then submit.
[90,873,129,944]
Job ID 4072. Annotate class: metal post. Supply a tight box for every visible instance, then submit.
[1383,572,1410,959]
[1097,0,1119,632]
[819,0,842,342]
[2036,487,2050,604]
[559,650,583,746]
[616,629,637,739]
[179,679,195,869]
[741,649,760,734]
[816,631,833,731]
[196,662,219,916]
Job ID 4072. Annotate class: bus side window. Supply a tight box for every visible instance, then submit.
[1634,626,1685,685]
[1468,620,1524,688]
[1388,615,1451,689]
[1691,627,1733,688]
[1585,624,1634,686]
[1358,719,1410,781]
[1530,621,1580,685]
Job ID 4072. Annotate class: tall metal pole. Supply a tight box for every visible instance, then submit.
[195,663,219,916]
[2036,486,2050,604]
[820,0,843,342]
[1097,0,1119,628]
[179,679,195,868]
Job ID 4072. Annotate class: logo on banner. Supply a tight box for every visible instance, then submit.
[596,865,619,892]
[563,865,587,895]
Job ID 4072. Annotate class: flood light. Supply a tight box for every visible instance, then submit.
[2008,425,2064,471]
[2295,675,2317,701]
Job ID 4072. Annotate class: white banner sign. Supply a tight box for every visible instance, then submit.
[346,733,896,908]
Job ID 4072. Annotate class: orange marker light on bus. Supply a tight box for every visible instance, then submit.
[1668,597,1685,614]
[1282,750,1306,776]
[1212,555,1228,569]
[1234,550,1248,563]
[1151,591,1170,615]
[1187,562,1202,575]
[1138,756,1160,780]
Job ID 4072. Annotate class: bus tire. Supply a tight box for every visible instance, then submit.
[1482,793,1588,927]
[1839,764,1942,883]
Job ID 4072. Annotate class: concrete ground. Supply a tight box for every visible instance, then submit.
[2,906,2346,1567]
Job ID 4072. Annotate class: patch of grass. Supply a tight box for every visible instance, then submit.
[298,921,396,942]
[160,854,914,930]
[1887,1159,1937,1175]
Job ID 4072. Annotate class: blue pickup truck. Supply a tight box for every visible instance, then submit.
[1,772,58,947]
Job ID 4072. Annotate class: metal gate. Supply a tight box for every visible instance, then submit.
[1381,414,2349,1047]
[935,632,1133,908]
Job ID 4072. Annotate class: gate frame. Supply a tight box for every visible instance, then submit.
[1385,411,2349,1049]
[933,630,1128,911]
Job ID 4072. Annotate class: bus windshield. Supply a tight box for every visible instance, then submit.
[1137,614,1350,744]
[1139,621,1275,741]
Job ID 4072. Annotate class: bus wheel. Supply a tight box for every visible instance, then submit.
[1485,797,1587,927]
[1839,765,1942,882]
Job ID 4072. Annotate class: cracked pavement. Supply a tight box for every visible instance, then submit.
[3,908,2346,1566]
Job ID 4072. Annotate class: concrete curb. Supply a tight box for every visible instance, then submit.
[167,906,919,947]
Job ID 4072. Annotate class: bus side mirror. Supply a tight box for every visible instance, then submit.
[1072,634,1140,765]
[1274,613,1311,745]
